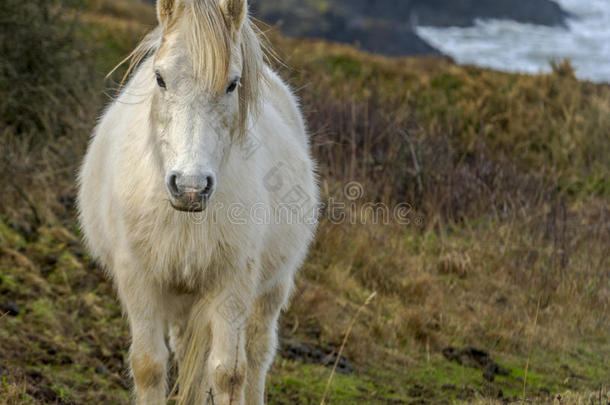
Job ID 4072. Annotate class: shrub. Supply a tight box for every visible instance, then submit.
[0,0,94,141]
[0,0,97,222]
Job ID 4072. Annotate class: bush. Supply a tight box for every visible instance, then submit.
[272,39,610,219]
[0,0,97,222]
[0,0,93,141]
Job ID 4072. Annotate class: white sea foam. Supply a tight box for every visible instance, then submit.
[415,0,610,83]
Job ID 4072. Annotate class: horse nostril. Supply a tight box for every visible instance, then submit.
[167,172,181,197]
[202,175,215,198]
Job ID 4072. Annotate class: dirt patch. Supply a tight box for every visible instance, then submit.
[442,347,510,382]
[280,338,353,375]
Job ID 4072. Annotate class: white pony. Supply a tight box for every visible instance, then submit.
[77,0,318,403]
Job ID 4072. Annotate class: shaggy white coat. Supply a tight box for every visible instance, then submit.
[78,1,318,403]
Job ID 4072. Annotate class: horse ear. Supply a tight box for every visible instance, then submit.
[219,0,247,30]
[157,0,177,29]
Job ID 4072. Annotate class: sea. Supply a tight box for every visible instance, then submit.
[415,0,610,83]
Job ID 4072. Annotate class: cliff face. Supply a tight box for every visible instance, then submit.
[250,0,567,56]
[326,0,567,27]
[254,4,440,56]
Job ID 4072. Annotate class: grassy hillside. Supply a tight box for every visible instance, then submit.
[1,1,608,404]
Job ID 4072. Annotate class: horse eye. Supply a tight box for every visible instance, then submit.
[155,72,166,89]
[226,78,239,94]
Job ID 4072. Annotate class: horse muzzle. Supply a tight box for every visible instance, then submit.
[166,171,216,213]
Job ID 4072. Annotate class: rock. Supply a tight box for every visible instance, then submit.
[251,1,441,56]
[354,0,568,28]
[353,25,440,56]
[1,301,20,316]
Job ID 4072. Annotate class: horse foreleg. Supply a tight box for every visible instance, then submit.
[245,285,288,405]
[115,262,169,405]
[204,288,253,405]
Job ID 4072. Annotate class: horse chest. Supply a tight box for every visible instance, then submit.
[131,218,219,283]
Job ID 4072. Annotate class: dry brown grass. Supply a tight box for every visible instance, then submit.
[0,0,101,226]
[266,32,609,401]
[0,382,36,405]
[287,199,608,362]
[89,0,156,26]
[0,0,151,224]
[0,1,608,403]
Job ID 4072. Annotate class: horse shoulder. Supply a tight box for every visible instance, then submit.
[263,67,308,146]
[78,66,153,269]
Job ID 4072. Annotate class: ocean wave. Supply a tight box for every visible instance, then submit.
[415,0,610,83]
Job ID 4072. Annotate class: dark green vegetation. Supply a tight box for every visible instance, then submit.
[1,1,608,404]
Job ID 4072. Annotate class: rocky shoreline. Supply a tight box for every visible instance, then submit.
[250,0,568,56]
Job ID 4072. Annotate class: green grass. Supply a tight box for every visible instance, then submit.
[268,346,610,404]
[1,1,608,404]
